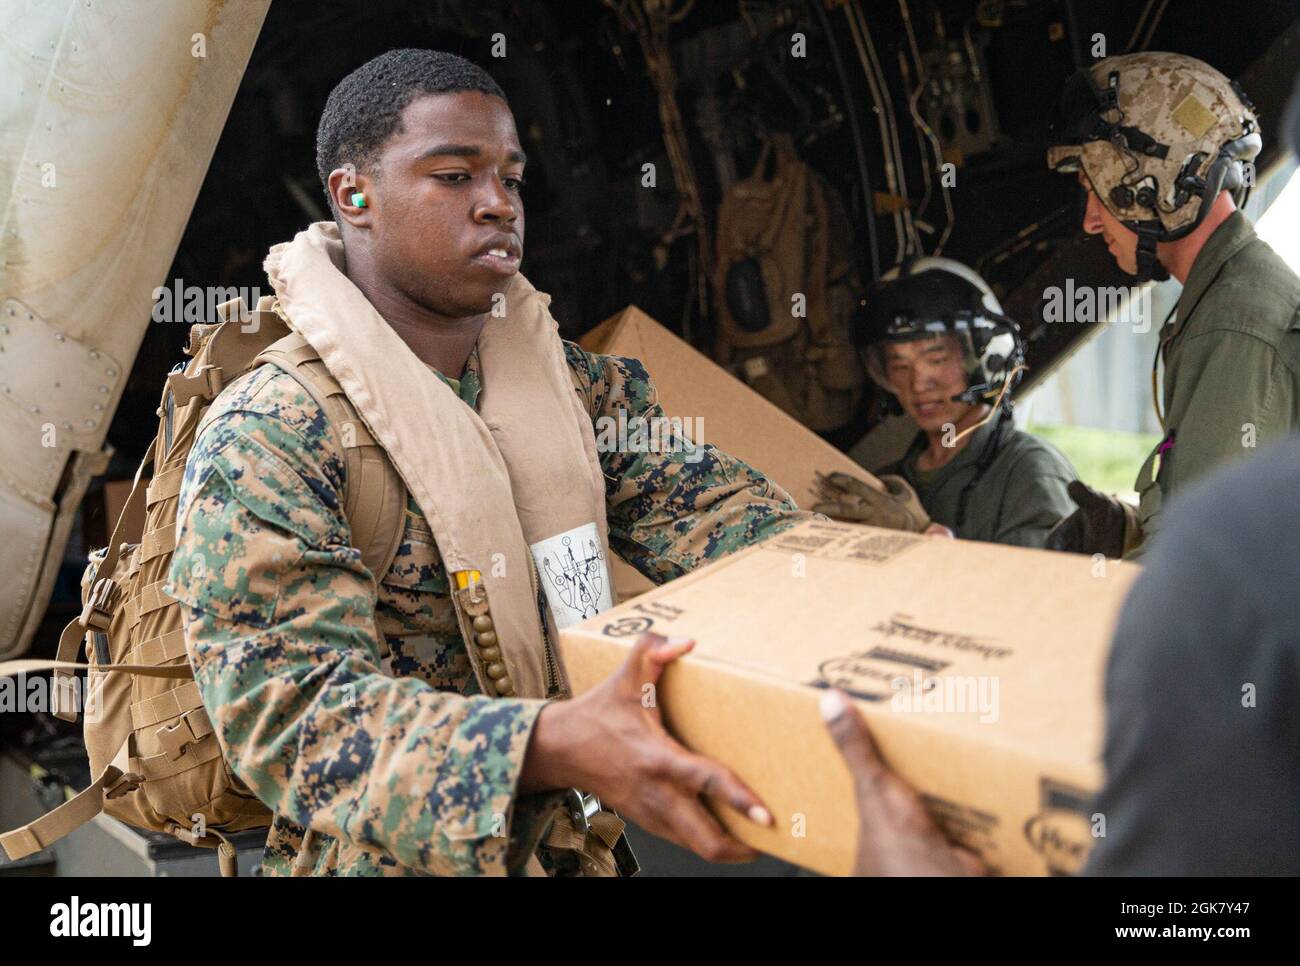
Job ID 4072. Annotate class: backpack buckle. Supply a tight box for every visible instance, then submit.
[167,364,225,405]
[80,577,121,632]
[155,709,206,762]
[564,789,602,836]
[105,771,143,799]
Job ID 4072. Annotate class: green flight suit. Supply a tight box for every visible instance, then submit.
[1134,210,1300,554]
[882,415,1078,548]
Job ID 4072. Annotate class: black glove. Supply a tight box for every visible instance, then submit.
[1045,480,1134,557]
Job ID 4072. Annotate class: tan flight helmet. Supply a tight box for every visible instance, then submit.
[1046,52,1260,280]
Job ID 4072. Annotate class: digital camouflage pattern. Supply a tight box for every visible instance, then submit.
[166,340,804,876]
[1045,52,1258,233]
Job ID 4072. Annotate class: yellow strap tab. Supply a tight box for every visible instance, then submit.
[454,570,482,590]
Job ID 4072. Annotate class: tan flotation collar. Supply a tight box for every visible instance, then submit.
[264,221,613,698]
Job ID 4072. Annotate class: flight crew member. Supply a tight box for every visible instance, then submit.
[823,257,1076,548]
[1044,52,1300,558]
[166,49,809,877]
[808,66,1300,880]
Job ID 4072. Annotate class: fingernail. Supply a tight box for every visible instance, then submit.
[665,635,692,646]
[748,805,774,827]
[819,689,848,722]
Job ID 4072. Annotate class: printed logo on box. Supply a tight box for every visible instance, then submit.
[603,616,655,638]
[1024,777,1096,875]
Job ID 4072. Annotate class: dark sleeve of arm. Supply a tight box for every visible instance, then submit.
[566,342,810,584]
[1083,460,1300,875]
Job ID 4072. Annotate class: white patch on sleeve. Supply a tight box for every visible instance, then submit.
[530,522,614,628]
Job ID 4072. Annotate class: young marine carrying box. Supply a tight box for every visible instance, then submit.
[559,518,1140,876]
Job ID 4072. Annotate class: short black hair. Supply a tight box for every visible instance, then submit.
[315,48,507,212]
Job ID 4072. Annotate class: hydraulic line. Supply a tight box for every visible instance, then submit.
[851,0,919,257]
[898,0,955,253]
[809,0,882,279]
[843,0,912,258]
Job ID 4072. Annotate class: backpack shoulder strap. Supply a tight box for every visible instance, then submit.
[253,332,407,583]
[167,298,291,407]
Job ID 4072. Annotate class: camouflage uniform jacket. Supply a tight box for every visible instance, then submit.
[165,339,804,875]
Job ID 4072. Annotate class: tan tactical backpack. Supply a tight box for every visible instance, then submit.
[0,296,406,874]
[714,132,865,433]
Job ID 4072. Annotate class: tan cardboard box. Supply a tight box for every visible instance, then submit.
[560,518,1139,876]
[582,306,879,598]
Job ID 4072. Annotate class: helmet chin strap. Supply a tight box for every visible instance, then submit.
[1133,224,1170,283]
[1129,148,1246,283]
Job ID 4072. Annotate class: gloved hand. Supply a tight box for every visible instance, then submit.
[811,472,931,533]
[1045,480,1140,557]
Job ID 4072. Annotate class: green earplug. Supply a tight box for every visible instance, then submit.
[351,192,367,208]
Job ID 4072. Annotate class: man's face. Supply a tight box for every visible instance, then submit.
[340,90,526,320]
[1078,171,1139,274]
[881,334,976,432]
